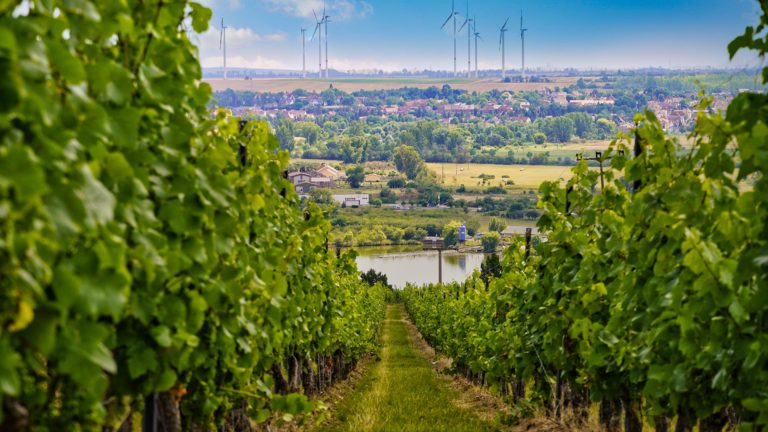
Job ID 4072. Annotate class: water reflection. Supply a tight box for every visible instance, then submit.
[353,245,485,289]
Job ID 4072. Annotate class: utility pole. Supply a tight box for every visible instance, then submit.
[576,150,624,192]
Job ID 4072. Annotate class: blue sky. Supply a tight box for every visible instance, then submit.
[195,0,764,72]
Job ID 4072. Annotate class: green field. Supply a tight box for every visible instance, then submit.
[426,162,573,190]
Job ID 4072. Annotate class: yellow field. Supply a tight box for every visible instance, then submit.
[205,77,581,93]
[426,162,573,189]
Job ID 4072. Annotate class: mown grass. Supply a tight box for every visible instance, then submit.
[332,206,532,233]
[315,305,499,432]
[425,162,573,190]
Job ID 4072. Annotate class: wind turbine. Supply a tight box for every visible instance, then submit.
[520,10,528,81]
[499,18,509,79]
[458,0,472,78]
[323,4,331,78]
[219,18,227,80]
[301,28,307,78]
[441,0,459,77]
[311,10,323,78]
[473,18,481,78]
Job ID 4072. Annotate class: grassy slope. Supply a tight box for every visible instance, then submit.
[316,304,498,432]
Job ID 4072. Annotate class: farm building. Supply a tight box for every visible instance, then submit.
[332,193,370,207]
[316,163,342,180]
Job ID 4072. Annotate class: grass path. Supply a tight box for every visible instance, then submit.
[315,304,500,432]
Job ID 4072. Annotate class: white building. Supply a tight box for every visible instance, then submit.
[332,193,370,207]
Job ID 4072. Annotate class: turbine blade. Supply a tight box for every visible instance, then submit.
[459,18,468,32]
[441,13,453,29]
[313,9,319,22]
[311,23,319,40]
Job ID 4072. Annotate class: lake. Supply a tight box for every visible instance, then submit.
[353,245,486,288]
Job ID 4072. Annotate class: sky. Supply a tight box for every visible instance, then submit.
[195,0,765,72]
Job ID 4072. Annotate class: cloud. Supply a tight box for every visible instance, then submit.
[195,26,285,50]
[259,0,373,21]
[328,57,402,73]
[198,0,242,10]
[200,55,289,69]
[266,32,287,42]
[193,25,289,70]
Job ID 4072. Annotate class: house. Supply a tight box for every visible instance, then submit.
[316,163,342,180]
[500,226,538,239]
[288,172,313,185]
[309,177,334,188]
[332,193,370,207]
[294,182,314,194]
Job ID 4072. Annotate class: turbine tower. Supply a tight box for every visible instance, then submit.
[219,18,227,80]
[458,0,472,78]
[441,0,459,77]
[520,10,528,81]
[301,28,307,78]
[323,4,331,78]
[473,19,481,78]
[499,18,509,79]
[312,10,323,78]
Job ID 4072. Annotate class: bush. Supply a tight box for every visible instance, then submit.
[485,186,507,195]
[442,221,462,248]
[533,132,547,144]
[387,178,406,188]
[403,227,427,241]
[481,232,501,253]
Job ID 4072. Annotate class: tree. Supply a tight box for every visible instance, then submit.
[479,252,502,287]
[393,145,425,180]
[308,188,334,205]
[387,177,406,188]
[275,117,295,150]
[346,165,365,189]
[442,221,462,248]
[533,132,546,145]
[568,112,594,139]
[361,269,390,288]
[488,218,505,233]
[538,116,575,143]
[481,232,500,253]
